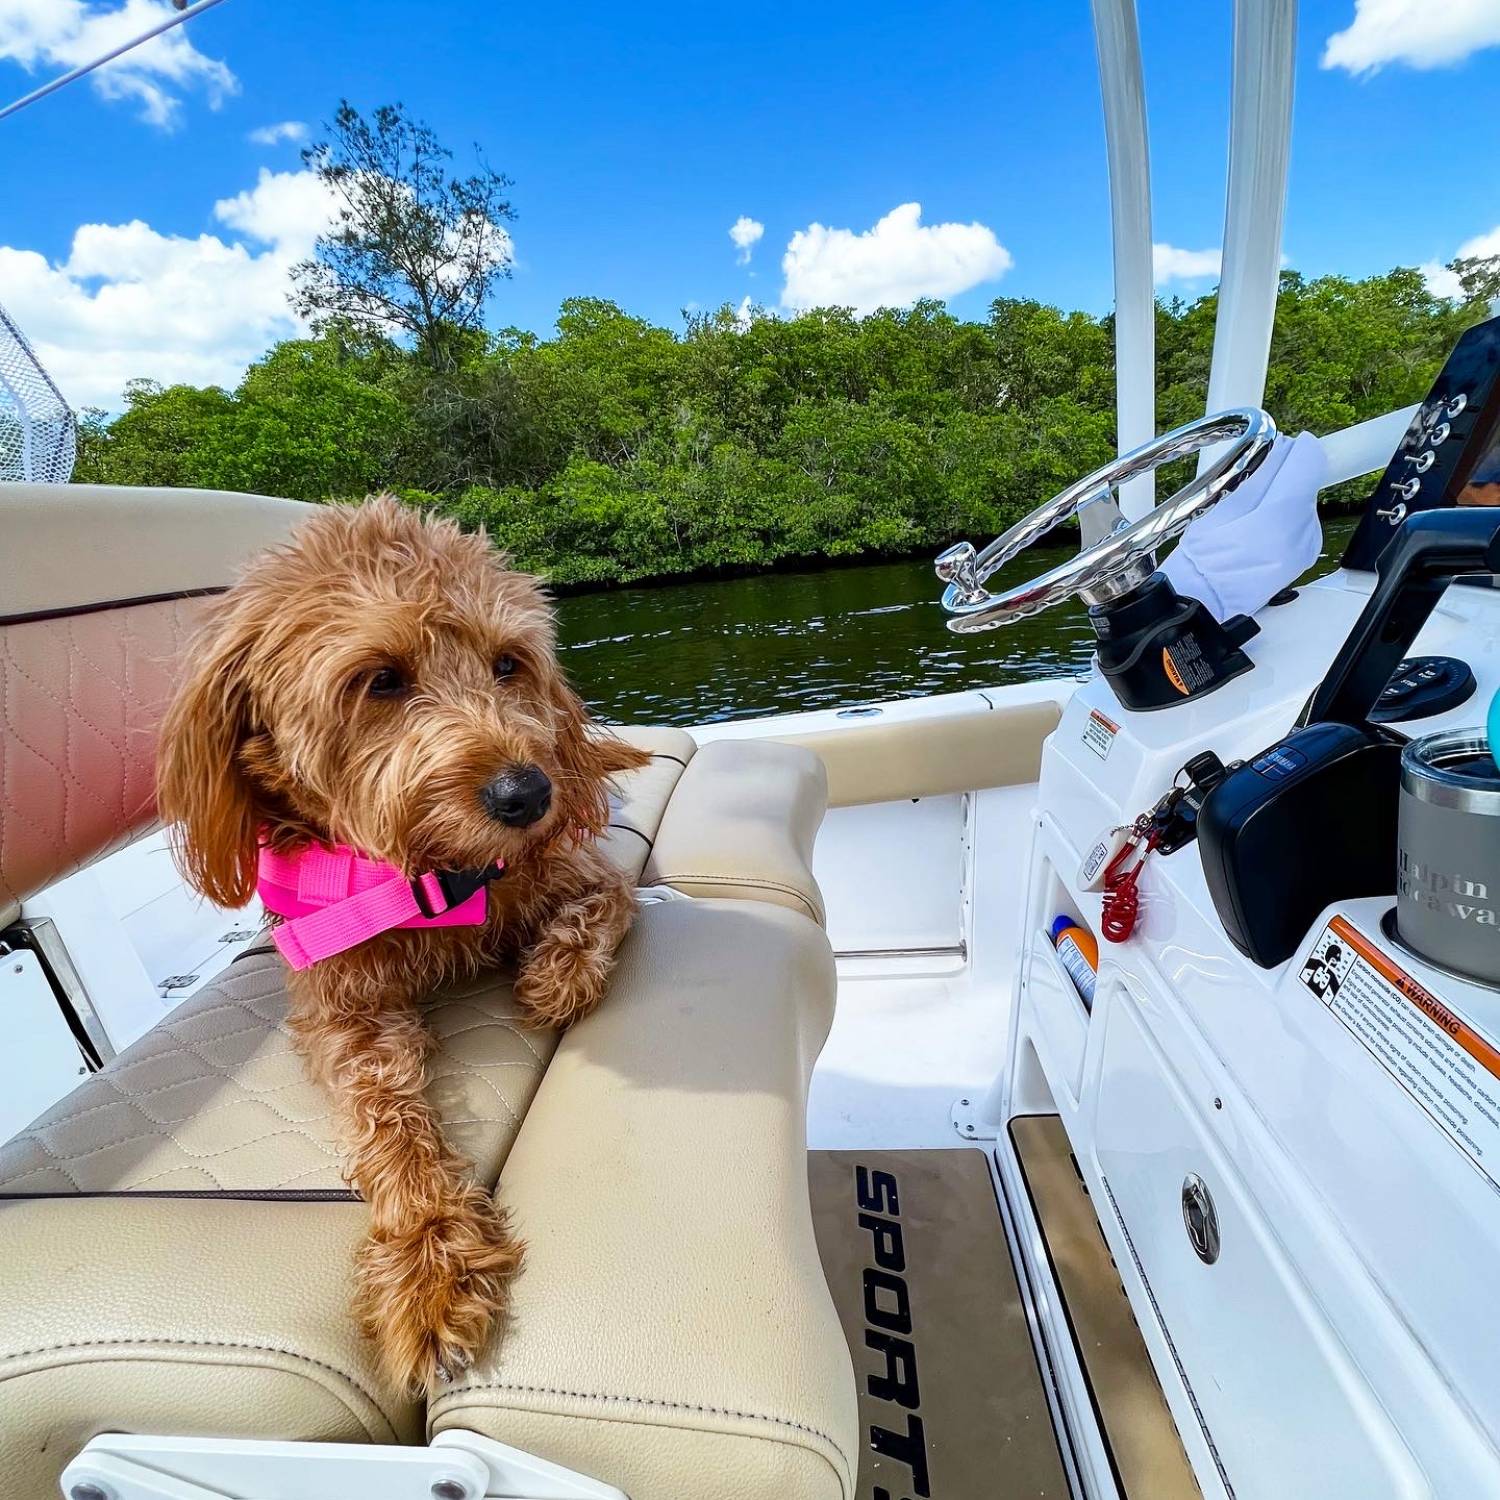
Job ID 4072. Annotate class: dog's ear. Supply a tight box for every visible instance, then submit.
[546,676,652,838]
[156,601,266,909]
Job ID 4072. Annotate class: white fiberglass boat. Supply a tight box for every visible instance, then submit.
[5,5,1500,1500]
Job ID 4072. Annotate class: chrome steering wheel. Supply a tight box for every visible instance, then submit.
[935,408,1277,633]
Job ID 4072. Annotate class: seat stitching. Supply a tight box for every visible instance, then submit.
[431,1014,531,1039]
[120,1132,345,1191]
[439,1381,849,1461]
[122,1152,350,1192]
[434,1071,523,1128]
[433,1049,540,1071]
[0,1158,87,1193]
[264,1158,356,1191]
[0,1336,394,1433]
[4,651,116,825]
[649,873,821,922]
[103,1165,226,1192]
[16,1068,329,1136]
[430,1015,548,1066]
[11,1122,345,1173]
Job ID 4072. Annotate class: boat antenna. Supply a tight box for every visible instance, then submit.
[0,0,232,123]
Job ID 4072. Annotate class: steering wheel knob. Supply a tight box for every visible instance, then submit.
[935,542,989,606]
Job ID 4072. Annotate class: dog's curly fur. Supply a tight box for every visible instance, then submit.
[156,496,649,1391]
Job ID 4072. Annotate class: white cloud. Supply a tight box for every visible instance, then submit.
[733,295,754,331]
[0,0,237,128]
[1322,0,1500,76]
[1421,224,1500,299]
[248,119,307,147]
[779,202,1012,315]
[1422,261,1466,300]
[1152,243,1222,285]
[213,165,336,256]
[0,167,340,410]
[729,215,764,265]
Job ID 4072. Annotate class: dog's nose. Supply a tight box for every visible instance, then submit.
[480,764,553,827]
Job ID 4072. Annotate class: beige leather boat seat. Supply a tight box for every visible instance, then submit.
[0,484,855,1500]
[0,896,851,1500]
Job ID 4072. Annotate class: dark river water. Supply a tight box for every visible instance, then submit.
[557,516,1361,726]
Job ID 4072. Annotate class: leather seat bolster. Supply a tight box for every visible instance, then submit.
[774,693,1064,807]
[0,1196,421,1495]
[598,727,697,882]
[430,897,858,1500]
[644,739,828,926]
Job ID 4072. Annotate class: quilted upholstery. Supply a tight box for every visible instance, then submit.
[0,950,556,1196]
[0,599,205,924]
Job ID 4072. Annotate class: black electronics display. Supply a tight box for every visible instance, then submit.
[1368,655,1476,724]
[1344,314,1500,572]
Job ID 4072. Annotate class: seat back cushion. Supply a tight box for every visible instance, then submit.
[644,738,828,925]
[430,896,858,1500]
[0,484,308,925]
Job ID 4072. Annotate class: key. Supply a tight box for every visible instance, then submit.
[1152,752,1233,856]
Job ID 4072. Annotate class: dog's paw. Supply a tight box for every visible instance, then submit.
[354,1189,524,1393]
[514,928,614,1030]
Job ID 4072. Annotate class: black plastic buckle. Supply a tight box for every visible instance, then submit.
[411,862,504,919]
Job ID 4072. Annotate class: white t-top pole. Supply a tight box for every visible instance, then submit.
[1090,0,1156,522]
[1203,0,1298,442]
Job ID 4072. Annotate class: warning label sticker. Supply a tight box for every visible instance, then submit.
[1301,915,1500,1193]
[1083,708,1118,760]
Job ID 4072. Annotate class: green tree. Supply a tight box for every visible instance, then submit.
[292,101,517,370]
[75,258,1500,588]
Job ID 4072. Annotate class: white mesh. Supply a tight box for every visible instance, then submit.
[0,301,75,484]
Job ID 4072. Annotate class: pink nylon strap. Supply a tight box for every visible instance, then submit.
[257,840,496,971]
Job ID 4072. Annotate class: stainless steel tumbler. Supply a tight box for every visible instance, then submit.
[1397,729,1500,985]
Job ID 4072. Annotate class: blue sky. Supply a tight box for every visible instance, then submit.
[2,0,1498,407]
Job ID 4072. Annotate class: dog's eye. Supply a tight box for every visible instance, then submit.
[493,654,518,682]
[365,666,408,699]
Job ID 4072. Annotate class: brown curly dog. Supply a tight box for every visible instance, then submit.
[156,496,648,1391]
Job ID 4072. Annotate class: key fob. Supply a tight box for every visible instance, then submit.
[1080,827,1133,890]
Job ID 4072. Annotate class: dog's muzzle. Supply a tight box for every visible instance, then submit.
[480,764,553,827]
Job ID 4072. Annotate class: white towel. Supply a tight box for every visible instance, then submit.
[1161,429,1328,622]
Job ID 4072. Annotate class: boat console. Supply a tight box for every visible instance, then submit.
[937,321,1500,1495]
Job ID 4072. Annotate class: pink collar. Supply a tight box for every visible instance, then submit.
[257,840,503,970]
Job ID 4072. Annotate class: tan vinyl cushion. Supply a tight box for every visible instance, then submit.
[598,726,697,881]
[2,483,308,620]
[431,896,858,1500]
[0,484,308,927]
[0,950,548,1496]
[0,950,555,1196]
[775,692,1063,807]
[0,1195,421,1497]
[0,748,852,1498]
[0,598,200,924]
[645,739,827,926]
